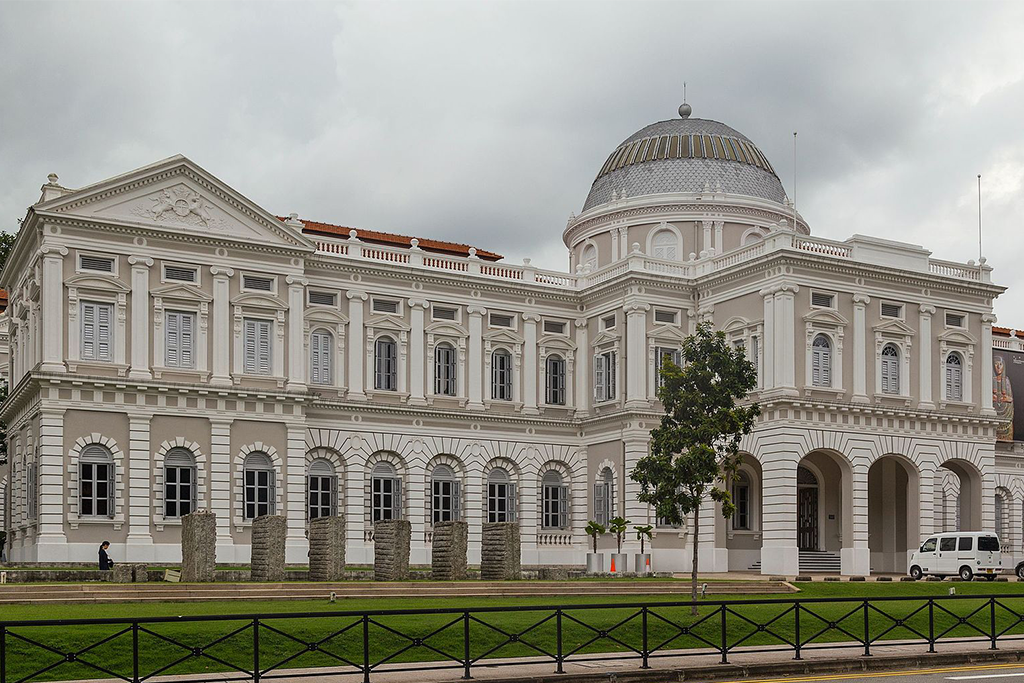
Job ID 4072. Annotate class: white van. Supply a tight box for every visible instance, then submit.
[909,532,1003,581]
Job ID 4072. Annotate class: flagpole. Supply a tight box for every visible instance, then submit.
[978,174,983,261]
[793,132,798,230]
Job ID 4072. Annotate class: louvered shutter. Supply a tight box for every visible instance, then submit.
[594,483,607,525]
[330,475,339,517]
[106,463,115,518]
[96,303,112,361]
[244,319,258,374]
[608,353,616,397]
[179,313,194,368]
[258,321,271,375]
[812,347,822,386]
[509,483,517,522]
[81,303,96,359]
[594,355,605,401]
[558,485,569,529]
[393,478,402,519]
[268,470,277,515]
[310,333,322,384]
[166,312,180,367]
[452,480,461,521]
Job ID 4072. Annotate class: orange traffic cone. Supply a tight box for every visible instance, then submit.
[610,556,616,572]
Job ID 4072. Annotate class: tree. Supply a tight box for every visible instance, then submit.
[0,229,14,466]
[609,516,630,554]
[630,322,760,611]
[585,520,606,555]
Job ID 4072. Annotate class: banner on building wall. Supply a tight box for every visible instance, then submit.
[993,348,1024,441]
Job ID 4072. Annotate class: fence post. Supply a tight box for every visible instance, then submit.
[794,602,801,660]
[556,609,564,674]
[862,600,871,656]
[990,597,998,650]
[928,599,935,653]
[641,607,649,669]
[462,611,472,680]
[2,625,8,683]
[363,614,371,683]
[132,622,140,683]
[253,618,260,683]
[720,605,728,664]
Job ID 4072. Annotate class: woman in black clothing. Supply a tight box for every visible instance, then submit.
[98,541,113,570]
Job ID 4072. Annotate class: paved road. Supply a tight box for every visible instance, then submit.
[697,664,1024,683]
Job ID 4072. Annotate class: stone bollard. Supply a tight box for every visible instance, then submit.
[308,515,347,581]
[431,521,468,580]
[132,564,149,583]
[251,515,287,582]
[110,564,133,583]
[181,510,218,582]
[481,522,521,580]
[373,519,411,581]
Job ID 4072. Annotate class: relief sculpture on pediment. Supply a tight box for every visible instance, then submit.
[132,184,226,229]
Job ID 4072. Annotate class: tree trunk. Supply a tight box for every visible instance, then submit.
[690,510,699,616]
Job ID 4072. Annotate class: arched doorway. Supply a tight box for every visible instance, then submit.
[725,454,762,570]
[796,451,852,558]
[939,459,983,531]
[797,466,819,551]
[867,455,920,573]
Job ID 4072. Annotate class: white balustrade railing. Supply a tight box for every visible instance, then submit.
[793,237,852,258]
[929,260,981,281]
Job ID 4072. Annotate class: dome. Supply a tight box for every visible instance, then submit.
[582,108,787,212]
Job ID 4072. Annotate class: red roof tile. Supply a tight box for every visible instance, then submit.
[282,217,503,262]
[994,326,1024,338]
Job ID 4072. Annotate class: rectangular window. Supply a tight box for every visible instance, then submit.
[434,344,457,396]
[602,315,616,330]
[26,461,37,521]
[244,469,275,519]
[491,352,513,400]
[881,302,904,319]
[432,306,458,321]
[542,484,569,529]
[431,479,461,523]
[79,462,112,518]
[811,291,835,308]
[733,482,750,530]
[165,310,196,369]
[979,536,1000,552]
[958,536,973,551]
[594,481,612,526]
[939,537,957,552]
[243,318,273,375]
[80,301,114,362]
[654,309,678,325]
[309,330,332,385]
[242,275,275,292]
[308,290,337,306]
[594,350,617,402]
[489,313,514,328]
[165,466,195,518]
[164,265,197,283]
[79,254,115,273]
[487,482,516,522]
[372,299,399,315]
[655,347,682,389]
[372,476,401,522]
[307,475,336,520]
[546,356,566,405]
[946,312,965,328]
[543,320,566,335]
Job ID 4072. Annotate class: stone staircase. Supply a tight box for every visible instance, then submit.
[748,550,843,574]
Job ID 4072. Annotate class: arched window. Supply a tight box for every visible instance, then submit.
[374,337,398,391]
[430,464,461,523]
[945,352,963,401]
[743,230,765,246]
[306,458,337,520]
[309,329,333,385]
[542,470,569,530]
[243,451,275,519]
[487,468,516,523]
[594,467,613,526]
[434,343,457,396]
[995,492,1006,540]
[491,349,513,401]
[651,230,678,260]
[79,444,114,518]
[732,471,751,530]
[811,334,832,387]
[545,354,566,405]
[164,447,197,519]
[581,244,597,271]
[371,461,401,522]
[881,344,900,395]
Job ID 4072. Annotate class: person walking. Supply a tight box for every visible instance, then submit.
[98,541,113,571]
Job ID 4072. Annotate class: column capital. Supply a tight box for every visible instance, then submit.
[759,285,778,297]
[776,283,800,295]
[574,318,588,329]
[982,313,998,324]
[285,275,309,287]
[408,299,430,310]
[522,313,541,323]
[919,304,936,315]
[210,266,235,278]
[40,244,68,258]
[128,255,153,268]
[467,305,488,316]
[346,290,368,301]
[853,293,871,305]
[623,301,650,315]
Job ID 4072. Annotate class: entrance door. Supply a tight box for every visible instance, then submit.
[798,487,819,550]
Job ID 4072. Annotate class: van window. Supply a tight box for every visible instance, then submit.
[921,538,937,552]
[979,536,1000,552]
[939,538,957,551]
[958,537,973,551]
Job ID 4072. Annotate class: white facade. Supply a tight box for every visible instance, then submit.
[0,105,1017,574]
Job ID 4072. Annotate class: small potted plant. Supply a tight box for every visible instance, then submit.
[609,517,630,575]
[634,524,653,574]
[585,520,606,574]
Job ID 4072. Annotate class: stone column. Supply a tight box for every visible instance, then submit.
[852,294,870,403]
[981,313,997,416]
[210,267,234,386]
[773,285,798,394]
[701,220,712,254]
[713,220,724,255]
[467,306,487,410]
[126,414,154,557]
[373,519,411,581]
[285,424,307,563]
[574,318,589,418]
[481,522,521,580]
[759,452,799,576]
[36,408,67,561]
[39,245,67,373]
[408,299,428,405]
[286,276,307,392]
[760,288,775,390]
[346,291,368,400]
[128,256,153,380]
[918,305,935,409]
[522,314,540,414]
[308,515,346,581]
[181,511,217,582]
[624,301,650,410]
[251,515,287,582]
[431,520,468,580]
[917,467,937,541]
[843,462,871,576]
[209,418,235,559]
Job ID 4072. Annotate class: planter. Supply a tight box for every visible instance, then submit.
[610,553,628,574]
[586,553,604,574]
[634,553,652,574]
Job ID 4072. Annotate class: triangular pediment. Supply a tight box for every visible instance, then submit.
[592,328,621,346]
[151,283,213,302]
[483,328,524,345]
[873,317,915,336]
[35,155,315,252]
[366,314,411,331]
[649,324,689,343]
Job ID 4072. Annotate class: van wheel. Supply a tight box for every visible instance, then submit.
[909,566,923,580]
[959,566,974,581]
[1016,563,1024,580]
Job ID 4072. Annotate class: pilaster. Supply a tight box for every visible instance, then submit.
[851,294,870,402]
[346,291,368,400]
[40,245,68,373]
[522,313,540,414]
[36,408,68,561]
[574,318,589,418]
[286,276,307,392]
[918,305,935,409]
[285,424,308,563]
[759,450,798,576]
[760,288,775,390]
[209,418,235,557]
[624,300,650,409]
[772,284,798,394]
[127,256,153,380]
[210,267,234,386]
[467,306,486,410]
[408,299,428,406]
[126,413,154,555]
[981,313,997,416]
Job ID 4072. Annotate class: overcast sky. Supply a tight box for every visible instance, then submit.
[2,1,1023,319]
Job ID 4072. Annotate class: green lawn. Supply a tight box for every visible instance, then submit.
[6,581,1024,682]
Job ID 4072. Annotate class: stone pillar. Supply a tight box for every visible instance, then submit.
[851,294,869,403]
[773,285,798,393]
[285,425,308,563]
[181,511,217,582]
[36,408,68,561]
[128,256,153,380]
[308,515,346,581]
[251,515,287,582]
[132,564,149,582]
[981,313,997,416]
[918,305,935,409]
[844,462,871,576]
[286,276,307,392]
[574,318,589,418]
[624,301,650,410]
[701,220,712,254]
[210,267,234,386]
[408,300,428,405]
[39,244,67,373]
[759,454,799,576]
[431,520,468,580]
[522,314,540,414]
[713,220,724,255]
[373,519,411,581]
[760,288,775,390]
[110,565,133,583]
[481,522,521,580]
[467,307,486,410]
[126,414,154,557]
[208,418,234,558]
[346,290,367,400]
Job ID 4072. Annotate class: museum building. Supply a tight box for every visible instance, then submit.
[0,101,1015,575]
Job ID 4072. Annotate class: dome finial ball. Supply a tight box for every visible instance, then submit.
[678,102,692,119]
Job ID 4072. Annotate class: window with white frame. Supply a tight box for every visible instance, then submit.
[594,467,613,526]
[811,334,832,387]
[80,301,114,362]
[810,291,835,309]
[243,452,275,519]
[945,312,966,328]
[544,320,566,335]
[242,274,275,293]
[654,309,678,325]
[489,313,514,329]
[945,352,964,401]
[374,337,398,391]
[732,471,750,530]
[371,462,401,522]
[541,470,569,529]
[491,349,513,400]
[79,444,114,518]
[545,355,566,405]
[165,310,196,369]
[594,350,617,402]
[655,347,681,389]
[26,459,37,522]
[309,329,333,385]
[306,458,337,520]
[881,343,900,395]
[163,264,198,284]
[880,302,904,319]
[487,468,516,522]
[308,290,337,307]
[432,306,458,322]
[79,253,115,274]
[372,298,400,315]
[430,464,461,524]
[243,318,273,375]
[750,335,760,379]
[164,447,197,518]
[434,343,457,396]
[651,229,677,260]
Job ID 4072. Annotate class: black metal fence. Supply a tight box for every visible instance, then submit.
[6,593,1024,683]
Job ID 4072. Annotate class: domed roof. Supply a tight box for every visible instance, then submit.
[582,106,787,212]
